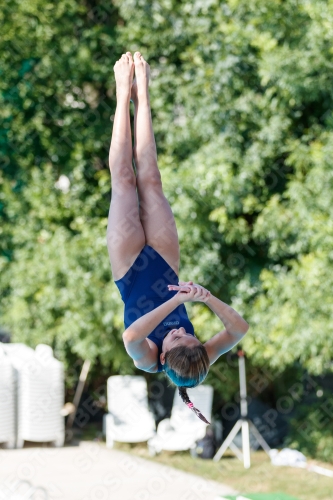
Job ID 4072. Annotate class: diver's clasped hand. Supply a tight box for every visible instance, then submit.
[167,281,211,304]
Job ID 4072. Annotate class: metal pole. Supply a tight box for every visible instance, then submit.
[66,359,91,430]
[242,420,251,468]
[238,351,248,418]
[238,351,250,468]
[213,419,243,461]
[249,421,271,454]
[213,350,271,467]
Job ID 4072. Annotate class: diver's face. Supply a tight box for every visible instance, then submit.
[160,327,201,365]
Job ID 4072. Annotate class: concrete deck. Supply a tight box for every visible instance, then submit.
[0,442,237,500]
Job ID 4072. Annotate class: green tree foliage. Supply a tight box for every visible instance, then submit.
[0,0,118,179]
[0,0,126,376]
[0,166,132,375]
[1,0,333,444]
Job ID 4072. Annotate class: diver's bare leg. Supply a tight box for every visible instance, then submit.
[107,52,145,281]
[131,52,180,275]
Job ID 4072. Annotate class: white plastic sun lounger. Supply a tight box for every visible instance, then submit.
[148,384,213,455]
[104,375,156,448]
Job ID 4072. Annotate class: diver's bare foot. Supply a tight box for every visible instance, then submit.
[113,52,134,100]
[133,52,150,100]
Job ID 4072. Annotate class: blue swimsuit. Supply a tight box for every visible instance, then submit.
[114,245,195,372]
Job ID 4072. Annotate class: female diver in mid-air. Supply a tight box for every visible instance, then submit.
[107,51,249,423]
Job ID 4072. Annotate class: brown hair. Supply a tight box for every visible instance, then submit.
[164,344,210,423]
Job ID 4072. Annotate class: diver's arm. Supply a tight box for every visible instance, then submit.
[206,295,249,335]
[203,295,249,365]
[122,284,210,368]
[123,283,209,345]
[122,295,181,370]
[165,282,249,363]
[123,295,180,344]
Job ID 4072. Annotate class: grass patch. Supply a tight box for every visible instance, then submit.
[113,442,333,500]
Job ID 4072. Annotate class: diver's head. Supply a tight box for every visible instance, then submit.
[160,328,210,423]
[160,327,209,388]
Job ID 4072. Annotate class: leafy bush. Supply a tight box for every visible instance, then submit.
[287,394,333,463]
